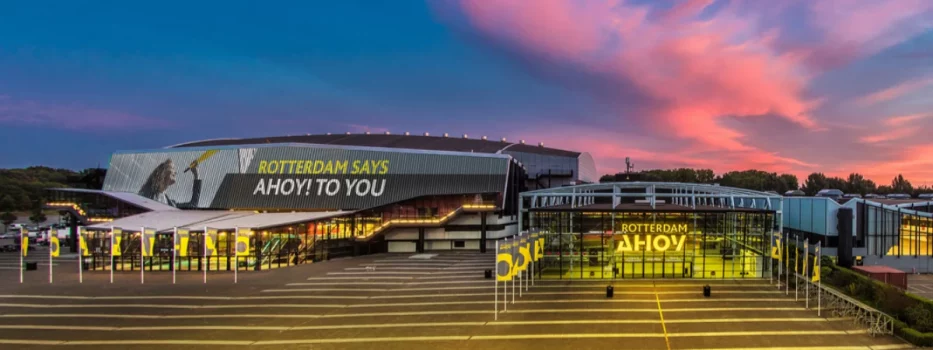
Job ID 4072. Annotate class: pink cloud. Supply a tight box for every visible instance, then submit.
[885,114,930,127]
[857,78,933,107]
[0,96,172,130]
[859,128,915,144]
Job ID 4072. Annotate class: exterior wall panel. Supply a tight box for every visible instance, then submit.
[103,144,510,211]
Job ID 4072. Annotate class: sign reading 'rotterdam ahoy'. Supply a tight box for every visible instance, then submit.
[616,234,688,253]
[615,223,690,252]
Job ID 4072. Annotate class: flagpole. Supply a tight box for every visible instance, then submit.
[495,240,498,321]
[78,228,83,284]
[795,235,798,301]
[805,240,810,310]
[203,227,208,284]
[235,227,239,284]
[110,227,114,284]
[19,228,24,284]
[770,230,774,285]
[504,237,508,312]
[785,230,789,295]
[49,229,53,284]
[818,241,822,317]
[776,231,781,290]
[511,236,516,304]
[140,227,145,285]
[172,227,177,285]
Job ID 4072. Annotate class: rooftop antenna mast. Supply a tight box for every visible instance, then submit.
[625,157,635,173]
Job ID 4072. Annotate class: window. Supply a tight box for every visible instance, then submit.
[453,241,465,248]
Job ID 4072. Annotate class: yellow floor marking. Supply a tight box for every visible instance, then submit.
[305,276,414,280]
[286,282,404,286]
[0,340,65,345]
[369,293,492,299]
[65,340,254,346]
[471,333,666,340]
[254,336,471,345]
[487,318,828,326]
[0,314,320,319]
[328,271,433,275]
[289,322,486,330]
[392,286,491,291]
[0,294,369,300]
[684,347,912,350]
[415,275,486,280]
[261,288,388,293]
[348,301,491,308]
[668,330,855,337]
[503,307,805,314]
[532,284,772,289]
[515,298,792,304]
[657,290,672,350]
[665,318,827,323]
[525,290,781,295]
[0,303,345,309]
[317,310,489,318]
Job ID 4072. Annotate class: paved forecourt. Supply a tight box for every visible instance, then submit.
[0,251,915,350]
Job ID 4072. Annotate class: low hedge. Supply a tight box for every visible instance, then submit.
[819,257,933,346]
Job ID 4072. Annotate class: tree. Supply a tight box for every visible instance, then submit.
[0,195,14,212]
[801,173,829,196]
[28,203,47,228]
[846,173,877,195]
[0,212,15,233]
[891,174,913,194]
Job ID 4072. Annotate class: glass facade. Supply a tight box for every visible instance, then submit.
[530,210,775,279]
[859,203,933,257]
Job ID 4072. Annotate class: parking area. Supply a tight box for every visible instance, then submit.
[908,274,933,300]
[0,252,915,350]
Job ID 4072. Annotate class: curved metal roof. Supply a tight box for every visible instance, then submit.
[169,134,581,158]
[521,182,782,211]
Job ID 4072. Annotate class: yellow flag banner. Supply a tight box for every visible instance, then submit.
[812,243,821,283]
[794,239,799,274]
[518,239,532,272]
[49,229,60,258]
[771,231,782,260]
[141,228,156,257]
[204,229,218,257]
[79,228,90,257]
[804,240,809,275]
[20,227,28,257]
[496,240,513,281]
[235,229,251,257]
[111,228,123,256]
[176,229,190,257]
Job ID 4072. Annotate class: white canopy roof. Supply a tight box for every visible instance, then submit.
[183,211,351,231]
[51,188,180,212]
[88,210,353,232]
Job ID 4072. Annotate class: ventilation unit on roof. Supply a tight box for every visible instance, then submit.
[538,142,544,147]
[443,133,449,137]
[520,139,526,144]
[404,132,410,136]
[424,132,430,136]
[501,137,507,142]
[384,131,391,135]
[346,132,351,135]
[463,134,469,139]
[482,136,487,140]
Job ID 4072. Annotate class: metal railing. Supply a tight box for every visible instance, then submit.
[793,274,895,336]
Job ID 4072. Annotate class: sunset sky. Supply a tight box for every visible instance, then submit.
[1,1,931,185]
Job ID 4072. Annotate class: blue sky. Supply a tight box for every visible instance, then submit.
[1,0,932,184]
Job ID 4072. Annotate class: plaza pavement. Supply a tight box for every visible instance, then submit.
[0,250,917,350]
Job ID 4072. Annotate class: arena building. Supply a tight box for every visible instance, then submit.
[45,133,596,271]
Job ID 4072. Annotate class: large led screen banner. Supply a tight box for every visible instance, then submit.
[103,146,510,210]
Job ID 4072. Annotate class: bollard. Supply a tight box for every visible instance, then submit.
[606,285,614,298]
[484,269,492,279]
[703,285,711,297]
[24,262,38,271]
